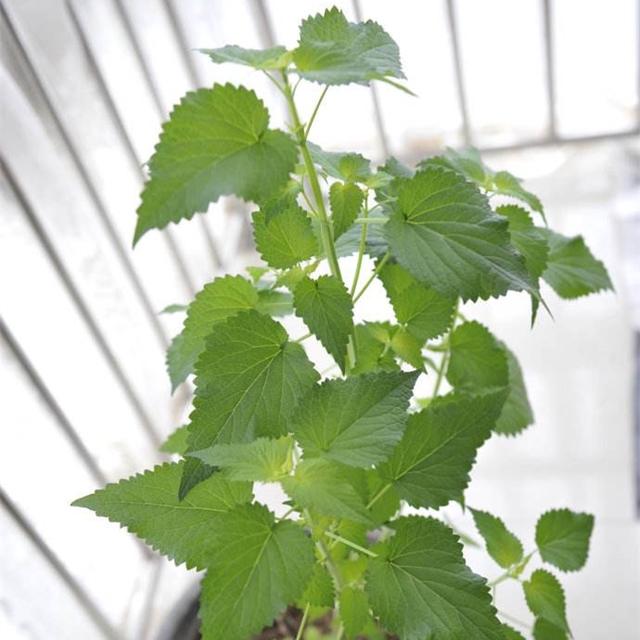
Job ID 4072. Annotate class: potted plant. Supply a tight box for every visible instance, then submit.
[74,7,611,639]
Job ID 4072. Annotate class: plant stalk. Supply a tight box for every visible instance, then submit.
[352,251,391,303]
[295,602,311,640]
[324,531,378,557]
[350,196,369,296]
[281,72,342,281]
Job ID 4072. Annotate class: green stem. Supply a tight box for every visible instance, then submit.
[352,251,391,303]
[431,348,450,397]
[354,216,387,224]
[281,72,342,281]
[324,531,378,558]
[305,510,343,590]
[431,299,460,397]
[350,197,369,296]
[487,572,511,588]
[295,602,310,640]
[295,331,312,343]
[304,86,329,139]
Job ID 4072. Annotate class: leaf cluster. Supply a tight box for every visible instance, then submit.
[75,7,609,639]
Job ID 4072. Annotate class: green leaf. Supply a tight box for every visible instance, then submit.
[160,303,187,314]
[330,182,364,238]
[252,201,318,269]
[541,229,613,299]
[446,322,532,436]
[350,322,400,375]
[523,569,569,633]
[421,148,546,221]
[190,436,293,482]
[497,205,549,280]
[334,215,388,259]
[293,275,353,371]
[199,45,289,70]
[501,623,526,640]
[292,371,418,468]
[293,8,404,86]
[378,391,506,509]
[422,147,492,188]
[72,462,251,570]
[160,425,189,455]
[493,170,544,219]
[199,503,314,640]
[384,167,536,301]
[533,618,568,640]
[134,84,297,243]
[494,346,534,436]
[167,275,258,391]
[282,459,373,525]
[379,261,456,342]
[182,310,318,498]
[308,143,372,182]
[447,321,509,391]
[256,289,294,317]
[301,563,334,608]
[366,516,503,640]
[535,508,594,572]
[389,326,424,369]
[340,587,370,638]
[470,508,524,569]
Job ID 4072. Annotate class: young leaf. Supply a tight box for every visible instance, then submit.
[493,170,545,220]
[494,346,534,436]
[533,618,568,640]
[389,326,424,369]
[256,289,294,317]
[181,310,318,498]
[523,569,569,633]
[293,8,405,86]
[199,504,314,640]
[379,261,456,342]
[541,229,613,299]
[447,321,509,391]
[384,167,536,301]
[446,323,533,436]
[421,147,492,188]
[366,516,503,640]
[134,84,297,243]
[535,509,594,572]
[330,181,364,238]
[301,563,334,608]
[292,371,418,468]
[421,148,546,221]
[252,200,318,269]
[199,45,289,70]
[470,508,524,569]
[350,322,400,375]
[293,275,353,371]
[167,275,258,390]
[160,425,189,455]
[378,391,507,509]
[190,437,293,482]
[307,143,372,182]
[72,462,251,570]
[282,459,373,525]
[340,587,370,638]
[497,205,549,280]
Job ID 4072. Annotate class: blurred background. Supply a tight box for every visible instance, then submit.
[0,0,638,638]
